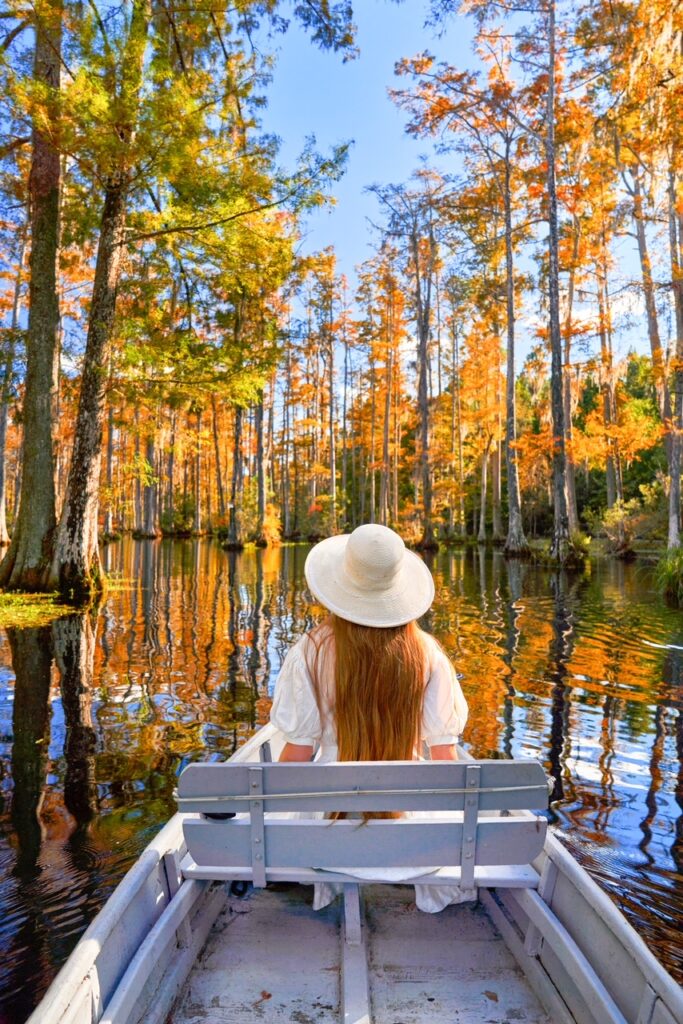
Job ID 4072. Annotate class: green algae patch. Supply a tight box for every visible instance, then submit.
[0,592,75,629]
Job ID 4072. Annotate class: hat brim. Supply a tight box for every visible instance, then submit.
[304,534,435,628]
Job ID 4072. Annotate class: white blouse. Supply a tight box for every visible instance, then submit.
[270,628,467,754]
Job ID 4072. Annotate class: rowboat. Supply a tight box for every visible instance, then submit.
[28,723,683,1024]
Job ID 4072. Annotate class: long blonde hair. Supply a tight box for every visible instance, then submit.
[307,614,428,761]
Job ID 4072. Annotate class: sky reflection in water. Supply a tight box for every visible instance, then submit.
[0,539,681,1022]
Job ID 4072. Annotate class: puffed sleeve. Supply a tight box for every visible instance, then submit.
[421,637,468,747]
[270,636,322,746]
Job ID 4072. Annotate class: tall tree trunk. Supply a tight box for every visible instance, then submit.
[194,409,202,534]
[546,0,571,564]
[327,335,337,534]
[0,8,62,588]
[631,169,671,425]
[492,440,504,541]
[667,163,683,549]
[478,440,490,544]
[255,397,267,545]
[563,217,580,534]
[283,351,292,537]
[166,407,176,530]
[49,185,126,598]
[502,152,529,555]
[226,406,244,549]
[369,360,376,524]
[0,236,27,545]
[414,227,437,549]
[142,430,159,537]
[103,401,115,537]
[341,317,349,529]
[48,0,150,598]
[211,395,226,520]
[380,342,392,526]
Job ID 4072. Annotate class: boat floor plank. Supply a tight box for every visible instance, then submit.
[365,887,551,1024]
[170,883,551,1024]
[172,884,340,1023]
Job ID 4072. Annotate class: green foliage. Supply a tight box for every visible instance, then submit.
[584,483,667,552]
[655,548,683,606]
[160,495,195,536]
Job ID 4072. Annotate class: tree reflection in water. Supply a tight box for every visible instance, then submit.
[0,539,681,1020]
[8,626,52,877]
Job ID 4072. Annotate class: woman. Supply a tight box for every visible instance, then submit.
[270,523,471,912]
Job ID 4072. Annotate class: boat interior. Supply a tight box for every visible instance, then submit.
[28,725,683,1024]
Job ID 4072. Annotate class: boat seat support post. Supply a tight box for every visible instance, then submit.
[460,764,480,893]
[343,883,363,946]
[164,851,193,948]
[248,767,266,888]
[524,858,558,956]
[341,884,371,1024]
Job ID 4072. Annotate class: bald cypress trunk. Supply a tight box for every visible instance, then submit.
[667,163,683,549]
[502,151,529,556]
[546,0,571,565]
[49,184,126,598]
[48,0,150,598]
[0,8,62,588]
[0,237,27,546]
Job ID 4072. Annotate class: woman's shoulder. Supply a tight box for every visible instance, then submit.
[418,629,456,673]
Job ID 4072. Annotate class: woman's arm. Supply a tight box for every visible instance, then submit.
[429,743,458,761]
[279,742,314,762]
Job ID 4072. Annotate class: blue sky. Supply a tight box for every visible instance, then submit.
[259,2,473,285]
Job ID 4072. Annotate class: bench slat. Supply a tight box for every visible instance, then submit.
[177,760,549,814]
[182,815,547,870]
[179,855,541,889]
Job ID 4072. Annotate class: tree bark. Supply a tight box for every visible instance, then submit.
[563,219,580,534]
[0,236,27,545]
[226,406,244,549]
[502,151,529,555]
[211,395,226,520]
[255,397,267,544]
[667,163,683,549]
[546,0,571,564]
[631,169,671,425]
[478,441,490,544]
[142,430,159,536]
[48,184,126,598]
[0,8,62,589]
[49,0,150,598]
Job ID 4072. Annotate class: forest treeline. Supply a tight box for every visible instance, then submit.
[0,0,682,600]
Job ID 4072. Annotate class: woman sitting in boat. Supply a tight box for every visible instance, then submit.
[270,523,470,912]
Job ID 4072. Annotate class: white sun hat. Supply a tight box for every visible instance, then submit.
[304,524,435,628]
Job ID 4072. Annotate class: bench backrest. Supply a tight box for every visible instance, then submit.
[178,760,549,888]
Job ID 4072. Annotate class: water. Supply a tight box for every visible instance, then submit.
[0,540,681,1022]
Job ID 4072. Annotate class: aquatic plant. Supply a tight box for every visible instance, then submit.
[0,592,73,629]
[655,548,683,606]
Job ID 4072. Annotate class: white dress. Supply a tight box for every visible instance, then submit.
[269,629,474,913]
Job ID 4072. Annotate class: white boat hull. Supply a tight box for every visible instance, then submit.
[28,725,683,1024]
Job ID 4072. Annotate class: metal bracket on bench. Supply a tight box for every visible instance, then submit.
[460,763,480,891]
[248,766,266,888]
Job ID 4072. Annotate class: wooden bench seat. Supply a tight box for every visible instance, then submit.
[177,758,549,1024]
[177,759,549,891]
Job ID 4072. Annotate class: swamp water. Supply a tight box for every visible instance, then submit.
[0,539,681,1022]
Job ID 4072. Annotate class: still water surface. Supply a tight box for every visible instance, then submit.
[0,540,681,1022]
